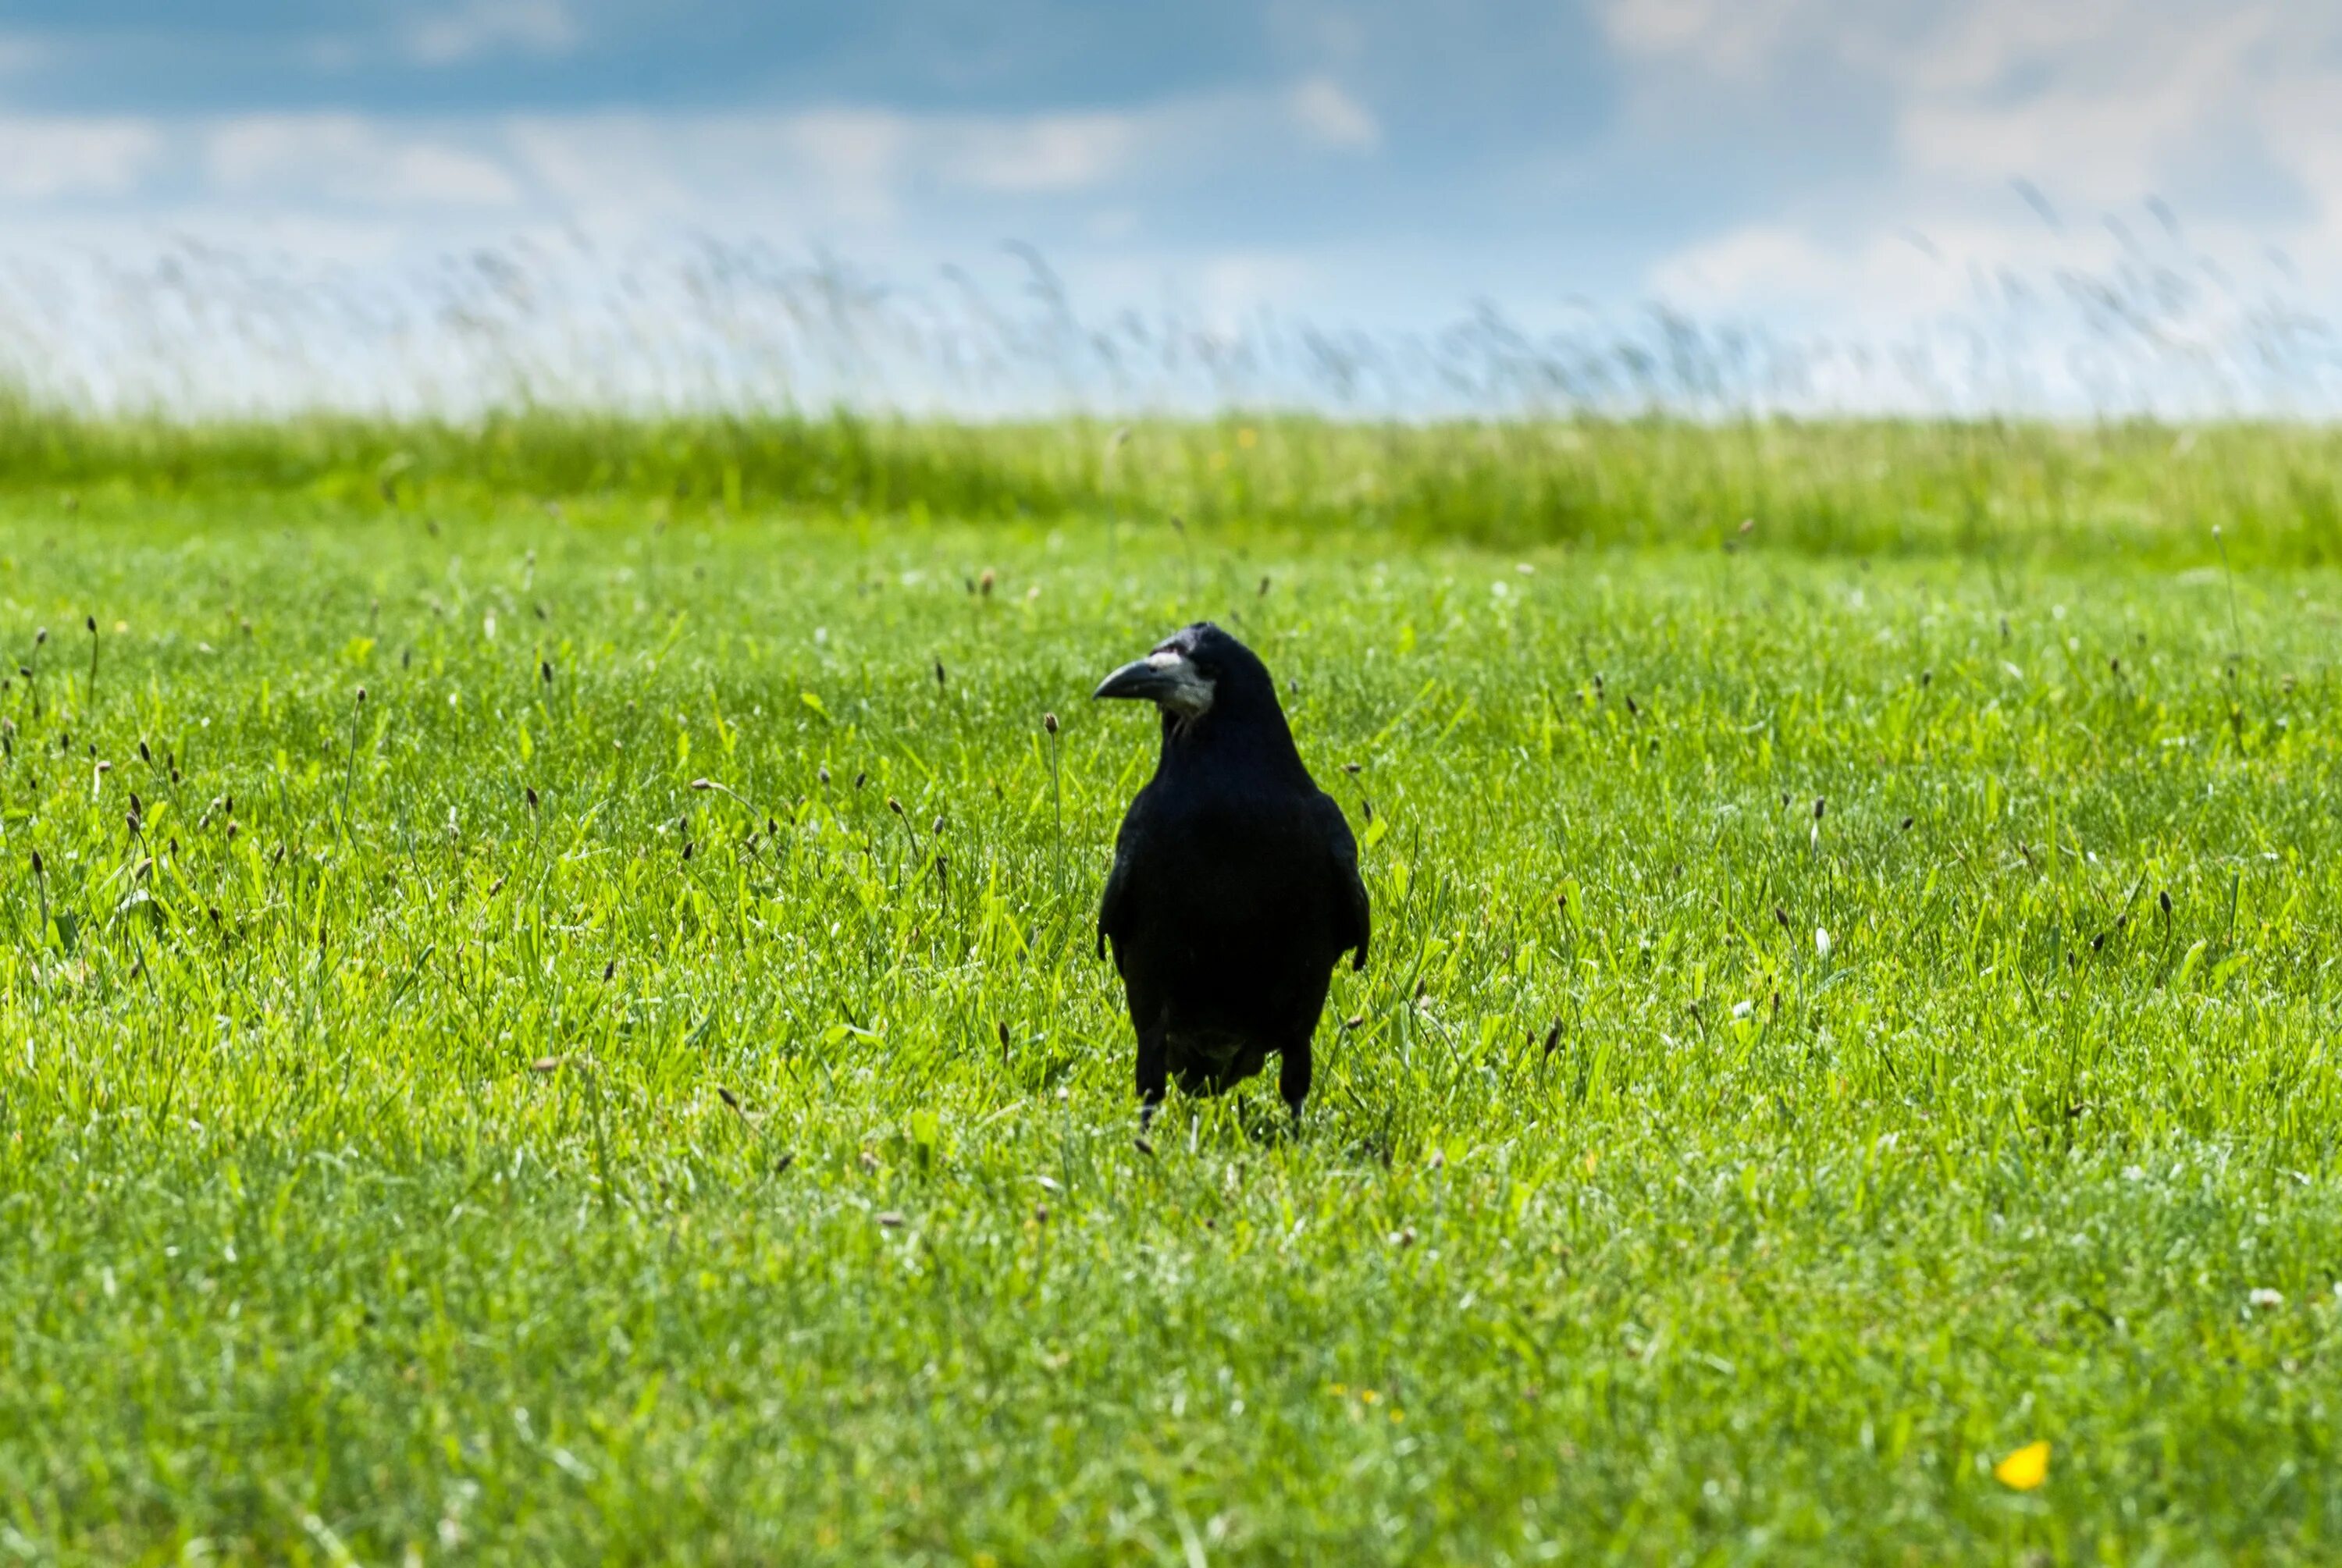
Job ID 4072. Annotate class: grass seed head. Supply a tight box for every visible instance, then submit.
[1043,712,1059,735]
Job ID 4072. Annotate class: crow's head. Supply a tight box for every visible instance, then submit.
[1092,622,1282,739]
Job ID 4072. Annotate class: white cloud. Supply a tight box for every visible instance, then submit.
[945,114,1137,193]
[0,77,1372,251]
[505,109,914,227]
[1288,78,1379,151]
[1599,0,1815,79]
[405,0,579,66]
[1622,0,2342,345]
[206,116,523,207]
[1895,3,2294,202]
[0,117,165,199]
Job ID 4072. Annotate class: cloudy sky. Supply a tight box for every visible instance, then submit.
[2,0,2337,407]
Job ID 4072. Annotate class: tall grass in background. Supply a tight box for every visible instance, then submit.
[2,222,2336,421]
[4,222,2340,566]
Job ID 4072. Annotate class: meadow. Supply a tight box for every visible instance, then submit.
[2,412,2340,1563]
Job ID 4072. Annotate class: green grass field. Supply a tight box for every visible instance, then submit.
[3,416,2341,1563]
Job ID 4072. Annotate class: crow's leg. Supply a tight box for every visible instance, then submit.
[1278,1039,1313,1126]
[1137,1023,1168,1128]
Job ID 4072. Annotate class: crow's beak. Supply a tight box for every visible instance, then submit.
[1094,656,1183,702]
[1094,651,1217,716]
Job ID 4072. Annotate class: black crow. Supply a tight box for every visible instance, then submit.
[1093,623,1369,1122]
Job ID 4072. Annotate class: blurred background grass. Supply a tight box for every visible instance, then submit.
[3,397,2338,564]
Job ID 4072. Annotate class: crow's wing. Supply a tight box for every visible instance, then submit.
[1312,790,1371,970]
[1097,795,1148,965]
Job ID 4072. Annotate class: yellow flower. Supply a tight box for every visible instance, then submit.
[1237,427,1258,449]
[1993,1440,2050,1491]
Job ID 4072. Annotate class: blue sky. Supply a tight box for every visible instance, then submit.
[2,1,2338,407]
